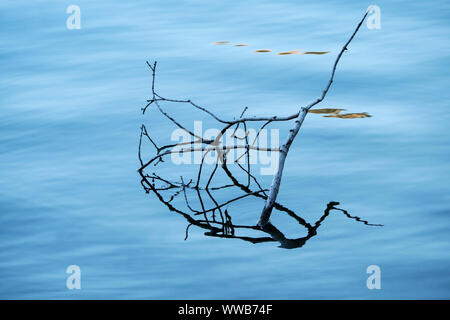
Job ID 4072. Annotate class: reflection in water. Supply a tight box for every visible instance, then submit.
[146,186,382,249]
[139,127,382,249]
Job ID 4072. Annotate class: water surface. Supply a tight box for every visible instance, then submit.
[1,0,449,299]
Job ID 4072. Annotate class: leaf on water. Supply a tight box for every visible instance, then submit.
[253,49,272,53]
[308,108,346,114]
[303,51,330,55]
[277,49,302,55]
[323,112,372,119]
[309,109,371,119]
[234,43,249,47]
[214,41,230,45]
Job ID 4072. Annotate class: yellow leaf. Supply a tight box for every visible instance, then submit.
[303,51,330,55]
[277,49,302,55]
[309,108,345,114]
[323,112,372,119]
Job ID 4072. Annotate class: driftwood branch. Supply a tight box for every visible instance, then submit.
[138,11,381,248]
[257,12,369,227]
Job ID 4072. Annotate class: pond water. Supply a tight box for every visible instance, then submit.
[1,0,449,299]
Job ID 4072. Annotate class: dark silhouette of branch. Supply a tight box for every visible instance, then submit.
[138,11,381,249]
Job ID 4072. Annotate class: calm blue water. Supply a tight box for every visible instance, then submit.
[1,0,449,299]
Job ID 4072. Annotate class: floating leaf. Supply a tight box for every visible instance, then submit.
[323,112,372,119]
[214,41,230,45]
[277,49,302,55]
[304,51,330,55]
[309,108,345,114]
[254,49,272,53]
[234,43,249,47]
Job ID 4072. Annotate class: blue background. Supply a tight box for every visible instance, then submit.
[0,0,449,299]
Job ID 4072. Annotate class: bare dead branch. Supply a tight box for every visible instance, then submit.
[257,12,369,227]
[138,11,381,249]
